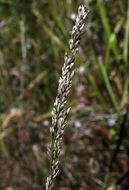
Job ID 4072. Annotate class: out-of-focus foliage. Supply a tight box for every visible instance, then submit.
[0,0,129,189]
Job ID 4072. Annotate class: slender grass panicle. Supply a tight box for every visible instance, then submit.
[46,5,88,190]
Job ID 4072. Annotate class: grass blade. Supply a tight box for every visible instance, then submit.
[123,0,129,65]
[98,57,121,115]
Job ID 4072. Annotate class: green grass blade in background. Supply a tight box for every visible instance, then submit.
[121,77,129,107]
[42,24,69,52]
[85,70,108,109]
[32,8,69,53]
[97,0,120,64]
[98,57,121,115]
[101,170,110,190]
[97,0,110,39]
[119,0,125,13]
[48,1,67,39]
[53,13,67,38]
[0,139,8,158]
[123,0,129,65]
[105,17,123,69]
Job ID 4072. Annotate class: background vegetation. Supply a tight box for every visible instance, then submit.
[0,0,129,189]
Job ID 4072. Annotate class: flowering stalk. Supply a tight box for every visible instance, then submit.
[46,5,88,190]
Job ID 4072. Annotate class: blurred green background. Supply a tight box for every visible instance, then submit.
[0,0,129,189]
